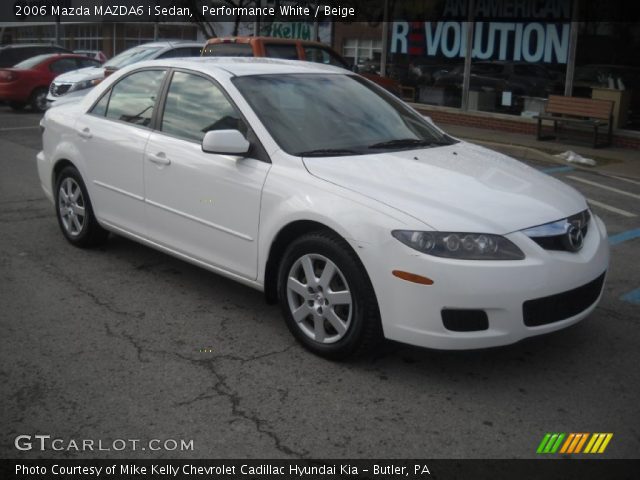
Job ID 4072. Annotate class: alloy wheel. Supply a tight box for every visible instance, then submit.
[58,177,86,237]
[286,254,353,344]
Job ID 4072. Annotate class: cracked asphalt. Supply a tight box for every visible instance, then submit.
[1,106,639,459]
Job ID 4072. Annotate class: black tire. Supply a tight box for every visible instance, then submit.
[277,231,382,360]
[54,166,109,248]
[29,87,48,112]
[9,101,26,111]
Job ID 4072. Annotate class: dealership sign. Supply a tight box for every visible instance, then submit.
[391,21,569,64]
[391,0,572,64]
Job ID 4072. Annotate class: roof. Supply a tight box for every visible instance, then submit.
[11,52,101,68]
[0,43,67,50]
[205,36,328,48]
[134,40,203,48]
[137,56,348,77]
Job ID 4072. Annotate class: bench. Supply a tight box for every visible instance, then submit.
[536,95,614,148]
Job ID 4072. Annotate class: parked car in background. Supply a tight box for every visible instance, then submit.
[73,49,108,63]
[0,53,101,111]
[37,57,608,358]
[47,41,203,107]
[0,43,70,68]
[202,36,402,96]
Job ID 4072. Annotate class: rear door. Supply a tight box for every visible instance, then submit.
[143,69,270,278]
[75,68,167,235]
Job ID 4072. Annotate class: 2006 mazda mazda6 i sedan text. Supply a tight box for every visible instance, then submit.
[37,57,610,359]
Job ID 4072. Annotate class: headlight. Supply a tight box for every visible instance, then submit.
[392,230,525,260]
[69,79,100,92]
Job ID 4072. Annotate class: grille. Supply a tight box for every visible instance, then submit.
[525,210,591,252]
[523,272,606,327]
[50,83,71,97]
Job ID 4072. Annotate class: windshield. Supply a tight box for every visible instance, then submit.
[232,74,455,156]
[104,46,162,69]
[14,54,50,69]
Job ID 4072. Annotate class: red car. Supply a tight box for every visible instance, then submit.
[0,53,102,112]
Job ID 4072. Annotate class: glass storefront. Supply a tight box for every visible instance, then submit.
[385,1,640,132]
[573,23,640,130]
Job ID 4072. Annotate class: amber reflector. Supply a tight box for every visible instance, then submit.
[392,270,434,285]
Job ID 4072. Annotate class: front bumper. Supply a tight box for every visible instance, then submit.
[37,150,54,204]
[363,215,610,350]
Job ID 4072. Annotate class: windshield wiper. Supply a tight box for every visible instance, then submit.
[368,138,444,149]
[297,148,359,157]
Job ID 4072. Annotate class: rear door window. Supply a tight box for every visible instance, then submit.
[104,69,166,127]
[157,47,202,59]
[264,44,299,60]
[303,46,348,68]
[77,58,101,68]
[201,43,253,57]
[50,58,79,73]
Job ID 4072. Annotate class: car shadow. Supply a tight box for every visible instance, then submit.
[96,234,603,387]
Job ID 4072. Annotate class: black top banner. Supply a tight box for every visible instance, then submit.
[2,0,640,23]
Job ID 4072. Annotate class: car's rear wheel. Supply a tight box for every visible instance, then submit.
[278,231,382,359]
[54,166,108,247]
[29,87,48,112]
[9,101,26,111]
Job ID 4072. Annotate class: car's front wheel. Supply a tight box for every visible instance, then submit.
[54,166,108,247]
[29,87,48,112]
[278,231,382,359]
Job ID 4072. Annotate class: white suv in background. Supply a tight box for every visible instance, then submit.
[46,40,203,108]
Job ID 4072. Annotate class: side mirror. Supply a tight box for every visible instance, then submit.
[202,129,250,155]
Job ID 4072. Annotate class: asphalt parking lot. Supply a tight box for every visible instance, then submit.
[1,105,638,459]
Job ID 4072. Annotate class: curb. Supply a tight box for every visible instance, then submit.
[458,136,640,181]
[466,139,560,165]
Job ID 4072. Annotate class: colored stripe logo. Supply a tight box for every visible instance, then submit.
[537,433,613,454]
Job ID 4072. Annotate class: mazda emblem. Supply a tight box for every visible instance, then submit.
[564,225,584,252]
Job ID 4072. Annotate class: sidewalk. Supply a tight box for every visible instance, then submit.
[439,123,640,180]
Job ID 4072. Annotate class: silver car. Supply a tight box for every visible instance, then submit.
[46,40,203,107]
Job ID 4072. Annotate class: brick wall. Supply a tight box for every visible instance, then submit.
[413,105,640,150]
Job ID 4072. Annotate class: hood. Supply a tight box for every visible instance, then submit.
[52,66,104,84]
[48,87,91,108]
[303,142,587,234]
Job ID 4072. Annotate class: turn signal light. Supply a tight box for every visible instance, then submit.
[392,270,434,285]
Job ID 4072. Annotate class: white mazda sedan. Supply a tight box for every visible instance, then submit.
[37,58,609,359]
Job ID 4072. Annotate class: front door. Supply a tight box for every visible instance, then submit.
[143,70,270,279]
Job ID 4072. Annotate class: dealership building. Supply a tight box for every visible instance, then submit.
[2,0,638,147]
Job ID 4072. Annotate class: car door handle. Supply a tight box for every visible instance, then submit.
[147,152,171,166]
[77,127,92,140]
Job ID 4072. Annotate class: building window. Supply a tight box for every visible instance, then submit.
[343,38,382,68]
